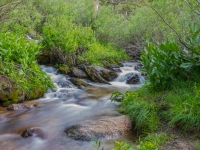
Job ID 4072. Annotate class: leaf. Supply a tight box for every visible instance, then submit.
[180,62,193,69]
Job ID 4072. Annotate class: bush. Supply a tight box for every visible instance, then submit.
[0,31,53,101]
[140,41,184,89]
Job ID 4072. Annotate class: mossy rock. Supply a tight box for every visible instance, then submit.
[0,75,24,105]
[84,66,110,84]
[26,86,46,100]
[70,78,87,86]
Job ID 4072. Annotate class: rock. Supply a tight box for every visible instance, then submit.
[69,78,87,87]
[134,64,144,70]
[65,115,132,141]
[112,68,122,73]
[94,66,117,81]
[84,66,110,84]
[126,74,140,84]
[0,75,24,106]
[7,104,30,111]
[110,64,120,68]
[21,127,47,139]
[58,80,74,88]
[71,67,88,78]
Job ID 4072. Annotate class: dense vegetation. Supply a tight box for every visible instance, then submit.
[1,0,200,149]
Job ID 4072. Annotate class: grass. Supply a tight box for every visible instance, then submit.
[118,86,160,133]
[135,133,170,150]
[117,74,200,133]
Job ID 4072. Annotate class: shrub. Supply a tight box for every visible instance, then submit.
[0,31,53,101]
[140,41,184,89]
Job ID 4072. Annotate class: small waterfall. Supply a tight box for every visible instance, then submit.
[110,62,145,88]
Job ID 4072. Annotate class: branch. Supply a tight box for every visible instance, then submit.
[184,0,200,15]
[196,0,200,5]
[0,1,21,21]
[0,1,21,10]
[143,0,191,49]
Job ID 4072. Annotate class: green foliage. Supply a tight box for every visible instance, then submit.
[163,80,200,132]
[140,41,184,89]
[0,31,53,101]
[78,42,129,66]
[135,133,170,150]
[91,138,104,150]
[116,89,159,132]
[112,141,133,150]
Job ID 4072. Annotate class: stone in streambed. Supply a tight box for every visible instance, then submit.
[126,74,140,84]
[7,104,30,111]
[71,67,88,79]
[65,115,132,141]
[21,127,47,139]
[69,78,87,87]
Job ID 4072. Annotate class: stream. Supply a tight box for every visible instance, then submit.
[0,62,144,150]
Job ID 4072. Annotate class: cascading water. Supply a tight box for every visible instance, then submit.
[0,62,143,150]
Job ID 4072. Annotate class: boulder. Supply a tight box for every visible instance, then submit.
[84,66,110,84]
[94,66,117,81]
[71,67,88,79]
[126,74,140,84]
[65,115,132,141]
[7,104,30,111]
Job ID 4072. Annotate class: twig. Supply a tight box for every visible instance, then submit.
[143,0,191,49]
[184,0,200,15]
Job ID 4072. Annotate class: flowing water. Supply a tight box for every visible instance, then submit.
[0,62,143,150]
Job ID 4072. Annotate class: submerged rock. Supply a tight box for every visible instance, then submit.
[21,127,47,139]
[65,115,132,141]
[7,104,30,111]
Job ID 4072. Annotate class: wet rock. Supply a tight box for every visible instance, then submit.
[94,66,117,81]
[71,67,88,79]
[58,80,73,88]
[110,64,120,68]
[84,66,110,84]
[65,115,132,141]
[134,64,144,70]
[7,104,30,111]
[69,78,87,87]
[115,96,123,102]
[126,74,140,84]
[21,127,47,139]
[112,68,122,73]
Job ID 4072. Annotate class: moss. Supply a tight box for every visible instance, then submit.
[27,86,46,100]
[70,78,87,86]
